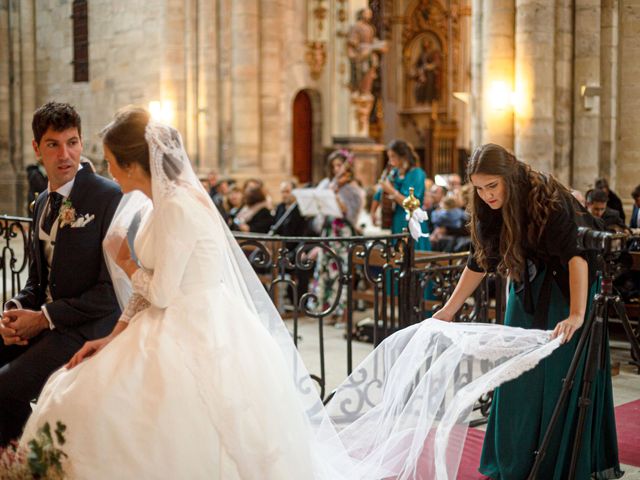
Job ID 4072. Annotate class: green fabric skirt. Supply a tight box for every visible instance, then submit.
[479,269,622,480]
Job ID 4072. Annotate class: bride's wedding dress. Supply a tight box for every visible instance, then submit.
[22,188,315,479]
[22,123,562,479]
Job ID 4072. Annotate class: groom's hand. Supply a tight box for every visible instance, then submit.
[2,309,48,343]
[1,311,28,346]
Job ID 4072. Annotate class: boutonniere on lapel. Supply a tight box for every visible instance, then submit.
[58,199,95,229]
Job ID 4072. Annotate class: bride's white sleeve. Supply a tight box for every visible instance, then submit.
[130,197,198,308]
[118,293,151,323]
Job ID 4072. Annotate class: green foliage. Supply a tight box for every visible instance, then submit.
[0,422,67,479]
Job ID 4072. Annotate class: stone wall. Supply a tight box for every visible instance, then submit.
[617,0,640,212]
[2,0,639,216]
[0,0,318,214]
[471,0,639,213]
[35,0,164,161]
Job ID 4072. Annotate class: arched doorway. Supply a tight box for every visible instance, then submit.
[292,91,313,184]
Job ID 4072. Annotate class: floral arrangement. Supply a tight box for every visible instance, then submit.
[58,199,95,228]
[58,199,77,228]
[0,422,68,479]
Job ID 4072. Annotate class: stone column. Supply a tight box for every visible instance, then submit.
[599,0,618,184]
[231,0,261,170]
[162,0,187,135]
[184,0,199,167]
[514,0,554,172]
[480,0,514,150]
[571,0,601,192]
[197,0,219,175]
[470,0,483,150]
[217,0,233,172]
[0,0,34,215]
[16,0,37,214]
[553,0,573,185]
[616,0,640,205]
[0,0,15,214]
[455,0,472,151]
[260,0,284,178]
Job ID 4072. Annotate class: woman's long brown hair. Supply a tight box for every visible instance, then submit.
[467,144,571,280]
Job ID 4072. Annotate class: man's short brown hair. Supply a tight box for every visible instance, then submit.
[32,102,82,144]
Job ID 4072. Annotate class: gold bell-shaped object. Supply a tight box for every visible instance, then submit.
[402,187,421,218]
[29,192,39,214]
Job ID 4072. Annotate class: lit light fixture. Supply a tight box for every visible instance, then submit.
[452,91,470,104]
[434,174,449,187]
[148,100,174,124]
[488,81,515,111]
[580,84,601,111]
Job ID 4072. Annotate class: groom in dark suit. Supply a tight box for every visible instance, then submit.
[0,102,122,445]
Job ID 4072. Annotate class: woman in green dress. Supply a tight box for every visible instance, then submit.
[372,139,431,251]
[434,144,621,479]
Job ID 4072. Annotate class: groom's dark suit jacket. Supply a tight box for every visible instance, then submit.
[13,164,122,340]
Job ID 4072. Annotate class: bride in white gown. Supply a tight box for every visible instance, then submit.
[22,108,563,480]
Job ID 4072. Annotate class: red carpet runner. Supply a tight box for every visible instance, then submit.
[457,428,488,480]
[456,399,640,479]
[614,399,640,467]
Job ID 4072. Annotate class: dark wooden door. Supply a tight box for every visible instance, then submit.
[292,91,312,184]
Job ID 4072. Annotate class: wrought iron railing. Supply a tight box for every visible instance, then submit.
[0,215,31,305]
[1,215,503,410]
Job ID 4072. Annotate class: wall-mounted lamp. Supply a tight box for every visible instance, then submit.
[149,100,174,125]
[488,81,515,111]
[580,84,601,111]
[452,91,470,104]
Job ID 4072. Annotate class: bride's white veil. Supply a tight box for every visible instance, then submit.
[103,116,563,479]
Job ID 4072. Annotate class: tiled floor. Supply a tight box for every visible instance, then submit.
[290,313,640,479]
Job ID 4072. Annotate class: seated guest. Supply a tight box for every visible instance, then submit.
[225,185,243,227]
[430,196,469,252]
[243,178,274,210]
[272,180,309,237]
[233,185,273,233]
[207,170,218,199]
[430,184,447,209]
[586,188,628,232]
[422,184,448,232]
[446,173,463,197]
[431,196,467,230]
[631,184,640,229]
[272,180,314,306]
[211,177,232,222]
[25,161,48,211]
[595,177,625,223]
[198,174,210,192]
[571,188,587,208]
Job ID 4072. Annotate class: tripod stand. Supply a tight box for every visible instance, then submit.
[527,253,640,480]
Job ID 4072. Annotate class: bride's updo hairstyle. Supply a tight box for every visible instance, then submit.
[467,143,571,280]
[101,106,183,181]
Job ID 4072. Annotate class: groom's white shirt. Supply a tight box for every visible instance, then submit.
[4,165,81,330]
